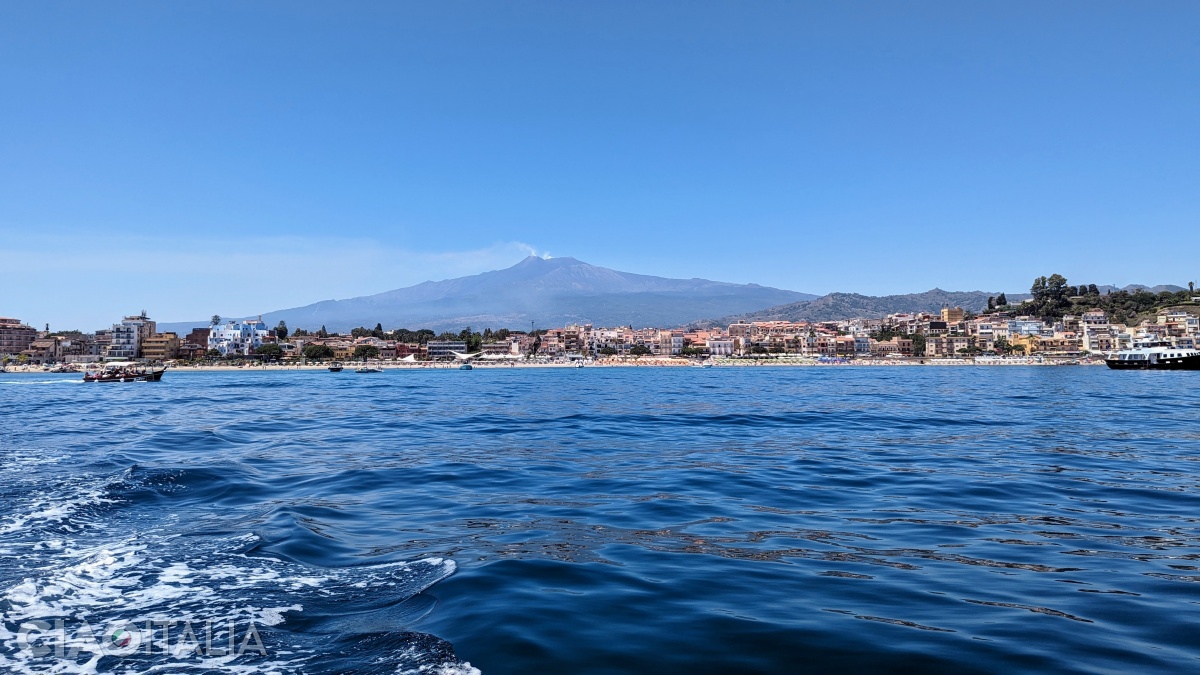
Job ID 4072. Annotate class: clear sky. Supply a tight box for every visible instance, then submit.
[2,2,1198,329]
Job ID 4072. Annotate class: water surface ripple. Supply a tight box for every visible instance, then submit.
[2,368,1199,673]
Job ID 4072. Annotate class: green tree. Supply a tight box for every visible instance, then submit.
[211,315,221,326]
[993,337,1012,355]
[303,344,335,360]
[206,348,222,358]
[275,321,288,340]
[372,323,384,339]
[630,344,652,357]
[317,325,329,338]
[910,333,927,356]
[353,345,380,361]
[598,347,617,356]
[996,292,1008,306]
[255,343,283,360]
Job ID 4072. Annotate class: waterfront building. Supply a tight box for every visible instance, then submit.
[659,330,683,356]
[0,317,38,357]
[207,318,271,356]
[426,340,467,360]
[925,335,959,357]
[706,338,734,356]
[93,329,112,356]
[107,312,156,359]
[141,333,180,361]
[177,341,207,360]
[21,337,62,364]
[854,335,872,357]
[395,342,423,358]
[185,327,211,347]
[481,340,521,356]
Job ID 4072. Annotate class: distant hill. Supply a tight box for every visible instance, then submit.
[698,289,1004,326]
[691,281,1190,327]
[1101,284,1186,294]
[158,256,816,334]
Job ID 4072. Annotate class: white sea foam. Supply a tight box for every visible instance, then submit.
[0,473,120,537]
[0,534,464,674]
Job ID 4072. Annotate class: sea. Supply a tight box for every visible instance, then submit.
[1,366,1198,674]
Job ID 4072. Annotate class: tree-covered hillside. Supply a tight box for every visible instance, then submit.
[988,274,1196,325]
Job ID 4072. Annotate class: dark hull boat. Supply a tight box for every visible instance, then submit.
[1105,339,1200,370]
[1105,354,1200,370]
[84,368,166,382]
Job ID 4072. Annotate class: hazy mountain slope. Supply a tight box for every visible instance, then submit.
[159,257,816,334]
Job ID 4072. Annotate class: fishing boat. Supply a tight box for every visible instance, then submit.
[328,361,344,372]
[83,362,166,382]
[1105,338,1200,370]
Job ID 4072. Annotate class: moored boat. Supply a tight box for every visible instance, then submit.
[328,362,344,372]
[355,366,382,373]
[1105,338,1200,370]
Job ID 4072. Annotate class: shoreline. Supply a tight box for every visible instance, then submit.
[1,358,1105,374]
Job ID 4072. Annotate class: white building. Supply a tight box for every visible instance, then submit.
[706,338,734,356]
[107,312,156,359]
[208,318,271,356]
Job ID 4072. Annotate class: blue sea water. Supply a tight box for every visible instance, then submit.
[1,366,1199,673]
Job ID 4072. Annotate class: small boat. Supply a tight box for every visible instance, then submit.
[328,362,344,372]
[83,362,165,382]
[1105,338,1200,370]
[355,366,382,373]
[459,363,473,370]
[575,362,585,368]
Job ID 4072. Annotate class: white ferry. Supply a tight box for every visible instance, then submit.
[1105,338,1200,370]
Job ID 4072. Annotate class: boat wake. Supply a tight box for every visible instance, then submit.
[0,533,473,674]
[0,464,476,674]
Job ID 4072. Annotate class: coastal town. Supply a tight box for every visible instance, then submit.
[4,293,1199,369]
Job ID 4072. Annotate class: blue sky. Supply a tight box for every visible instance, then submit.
[2,2,1198,329]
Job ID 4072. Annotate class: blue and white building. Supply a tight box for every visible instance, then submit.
[208,317,272,356]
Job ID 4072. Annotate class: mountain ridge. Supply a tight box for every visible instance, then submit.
[158,256,816,334]
[692,283,1189,326]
